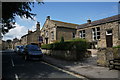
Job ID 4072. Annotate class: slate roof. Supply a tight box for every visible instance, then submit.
[77,14,120,29]
[51,20,79,29]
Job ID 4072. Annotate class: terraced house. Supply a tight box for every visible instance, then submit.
[41,16,79,44]
[76,15,120,48]
[17,22,41,46]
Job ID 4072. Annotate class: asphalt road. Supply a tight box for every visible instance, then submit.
[2,50,81,80]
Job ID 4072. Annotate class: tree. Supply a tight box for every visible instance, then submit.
[1,1,43,35]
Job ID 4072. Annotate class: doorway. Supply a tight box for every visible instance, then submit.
[45,38,48,44]
[106,30,113,47]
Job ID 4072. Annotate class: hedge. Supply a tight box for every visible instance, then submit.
[113,45,120,48]
[41,38,89,51]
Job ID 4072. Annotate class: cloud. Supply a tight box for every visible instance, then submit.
[29,22,37,31]
[2,23,28,41]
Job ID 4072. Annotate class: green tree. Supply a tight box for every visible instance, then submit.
[1,1,43,35]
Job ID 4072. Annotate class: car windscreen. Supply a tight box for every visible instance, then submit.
[27,45,41,51]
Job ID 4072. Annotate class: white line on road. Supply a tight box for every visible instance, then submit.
[15,74,19,80]
[41,61,88,79]
[11,59,15,67]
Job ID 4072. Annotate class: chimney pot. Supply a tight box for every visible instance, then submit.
[87,19,91,24]
[47,16,50,20]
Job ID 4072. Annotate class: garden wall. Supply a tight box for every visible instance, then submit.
[97,48,120,67]
[42,49,90,61]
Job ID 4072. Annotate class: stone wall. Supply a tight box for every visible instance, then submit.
[77,21,119,48]
[99,21,119,47]
[97,48,120,67]
[56,27,76,41]
[42,49,77,60]
[41,19,56,44]
[42,49,90,61]
[27,30,40,45]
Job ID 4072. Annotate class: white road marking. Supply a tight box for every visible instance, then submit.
[11,59,15,67]
[15,74,19,80]
[41,61,88,79]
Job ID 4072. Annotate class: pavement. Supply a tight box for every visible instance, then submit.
[43,54,120,80]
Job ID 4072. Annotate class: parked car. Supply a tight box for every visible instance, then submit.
[14,46,20,53]
[19,45,26,55]
[23,44,43,60]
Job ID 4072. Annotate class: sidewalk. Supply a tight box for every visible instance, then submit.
[43,55,120,79]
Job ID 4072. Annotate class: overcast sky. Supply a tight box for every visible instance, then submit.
[2,2,119,41]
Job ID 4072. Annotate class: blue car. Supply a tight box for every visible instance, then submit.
[23,45,43,60]
[14,46,21,53]
[19,45,26,54]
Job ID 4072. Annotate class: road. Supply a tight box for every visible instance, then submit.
[2,50,85,80]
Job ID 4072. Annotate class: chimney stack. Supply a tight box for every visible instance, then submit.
[28,29,32,34]
[87,19,91,24]
[36,21,40,30]
[47,16,50,20]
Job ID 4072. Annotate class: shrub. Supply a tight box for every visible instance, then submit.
[41,38,89,51]
[41,44,52,50]
[113,45,120,48]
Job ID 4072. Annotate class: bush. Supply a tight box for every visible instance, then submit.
[41,38,89,51]
[41,44,52,50]
[113,45,120,48]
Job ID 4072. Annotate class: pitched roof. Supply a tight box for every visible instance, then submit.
[51,20,79,29]
[77,14,120,29]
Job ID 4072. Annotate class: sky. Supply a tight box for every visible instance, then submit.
[2,2,119,41]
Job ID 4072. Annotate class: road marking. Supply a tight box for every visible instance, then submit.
[41,61,88,79]
[11,59,15,67]
[15,74,19,80]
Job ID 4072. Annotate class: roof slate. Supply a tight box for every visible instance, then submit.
[77,14,120,29]
[51,20,79,29]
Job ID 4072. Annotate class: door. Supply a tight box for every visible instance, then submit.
[106,30,113,47]
[45,38,48,44]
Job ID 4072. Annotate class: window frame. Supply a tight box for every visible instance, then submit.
[92,27,100,41]
[79,30,85,39]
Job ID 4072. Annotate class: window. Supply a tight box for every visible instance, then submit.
[92,27,100,41]
[79,30,85,39]
[72,33,75,38]
[106,30,112,35]
[51,32,54,40]
[45,31,48,37]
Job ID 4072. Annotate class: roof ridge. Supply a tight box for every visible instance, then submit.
[51,19,79,25]
[91,14,119,23]
[78,14,120,29]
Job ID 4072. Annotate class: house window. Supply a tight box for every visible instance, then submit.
[46,31,48,37]
[92,27,100,41]
[72,33,75,38]
[51,32,54,40]
[106,29,112,35]
[79,30,85,39]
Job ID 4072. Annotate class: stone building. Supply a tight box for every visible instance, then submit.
[41,16,79,44]
[76,15,120,48]
[21,34,27,45]
[20,22,41,46]
[0,40,7,50]
[12,38,20,49]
